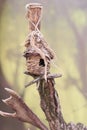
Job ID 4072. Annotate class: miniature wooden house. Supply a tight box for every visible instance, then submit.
[24,51,50,76]
[24,3,54,77]
[23,32,54,76]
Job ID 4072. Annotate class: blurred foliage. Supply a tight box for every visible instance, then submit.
[0,0,87,129]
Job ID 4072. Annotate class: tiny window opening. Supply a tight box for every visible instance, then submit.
[39,59,45,67]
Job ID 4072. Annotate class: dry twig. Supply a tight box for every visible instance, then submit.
[0,88,48,130]
[25,73,62,88]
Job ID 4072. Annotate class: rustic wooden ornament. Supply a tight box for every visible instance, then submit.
[24,3,55,78]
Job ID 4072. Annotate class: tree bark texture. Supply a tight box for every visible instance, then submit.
[38,79,65,130]
[26,3,42,31]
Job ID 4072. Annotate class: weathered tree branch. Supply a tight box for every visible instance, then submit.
[38,78,66,130]
[1,81,87,130]
[0,88,48,130]
[0,62,87,130]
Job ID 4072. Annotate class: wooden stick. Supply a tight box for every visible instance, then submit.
[26,3,42,31]
[25,73,62,88]
[25,4,65,129]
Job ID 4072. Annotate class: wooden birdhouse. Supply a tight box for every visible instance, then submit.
[24,48,50,76]
[24,3,54,77]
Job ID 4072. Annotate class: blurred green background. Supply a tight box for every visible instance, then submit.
[0,0,87,130]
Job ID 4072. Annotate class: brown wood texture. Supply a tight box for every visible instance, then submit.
[24,3,54,77]
[38,79,65,130]
[25,5,65,129]
[26,3,42,31]
[0,88,48,130]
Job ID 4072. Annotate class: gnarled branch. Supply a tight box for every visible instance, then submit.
[38,78,66,130]
[0,88,48,130]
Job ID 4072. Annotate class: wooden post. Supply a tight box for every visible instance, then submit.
[26,3,42,31]
[26,3,66,130]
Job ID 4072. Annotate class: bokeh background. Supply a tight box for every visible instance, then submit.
[0,0,87,130]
